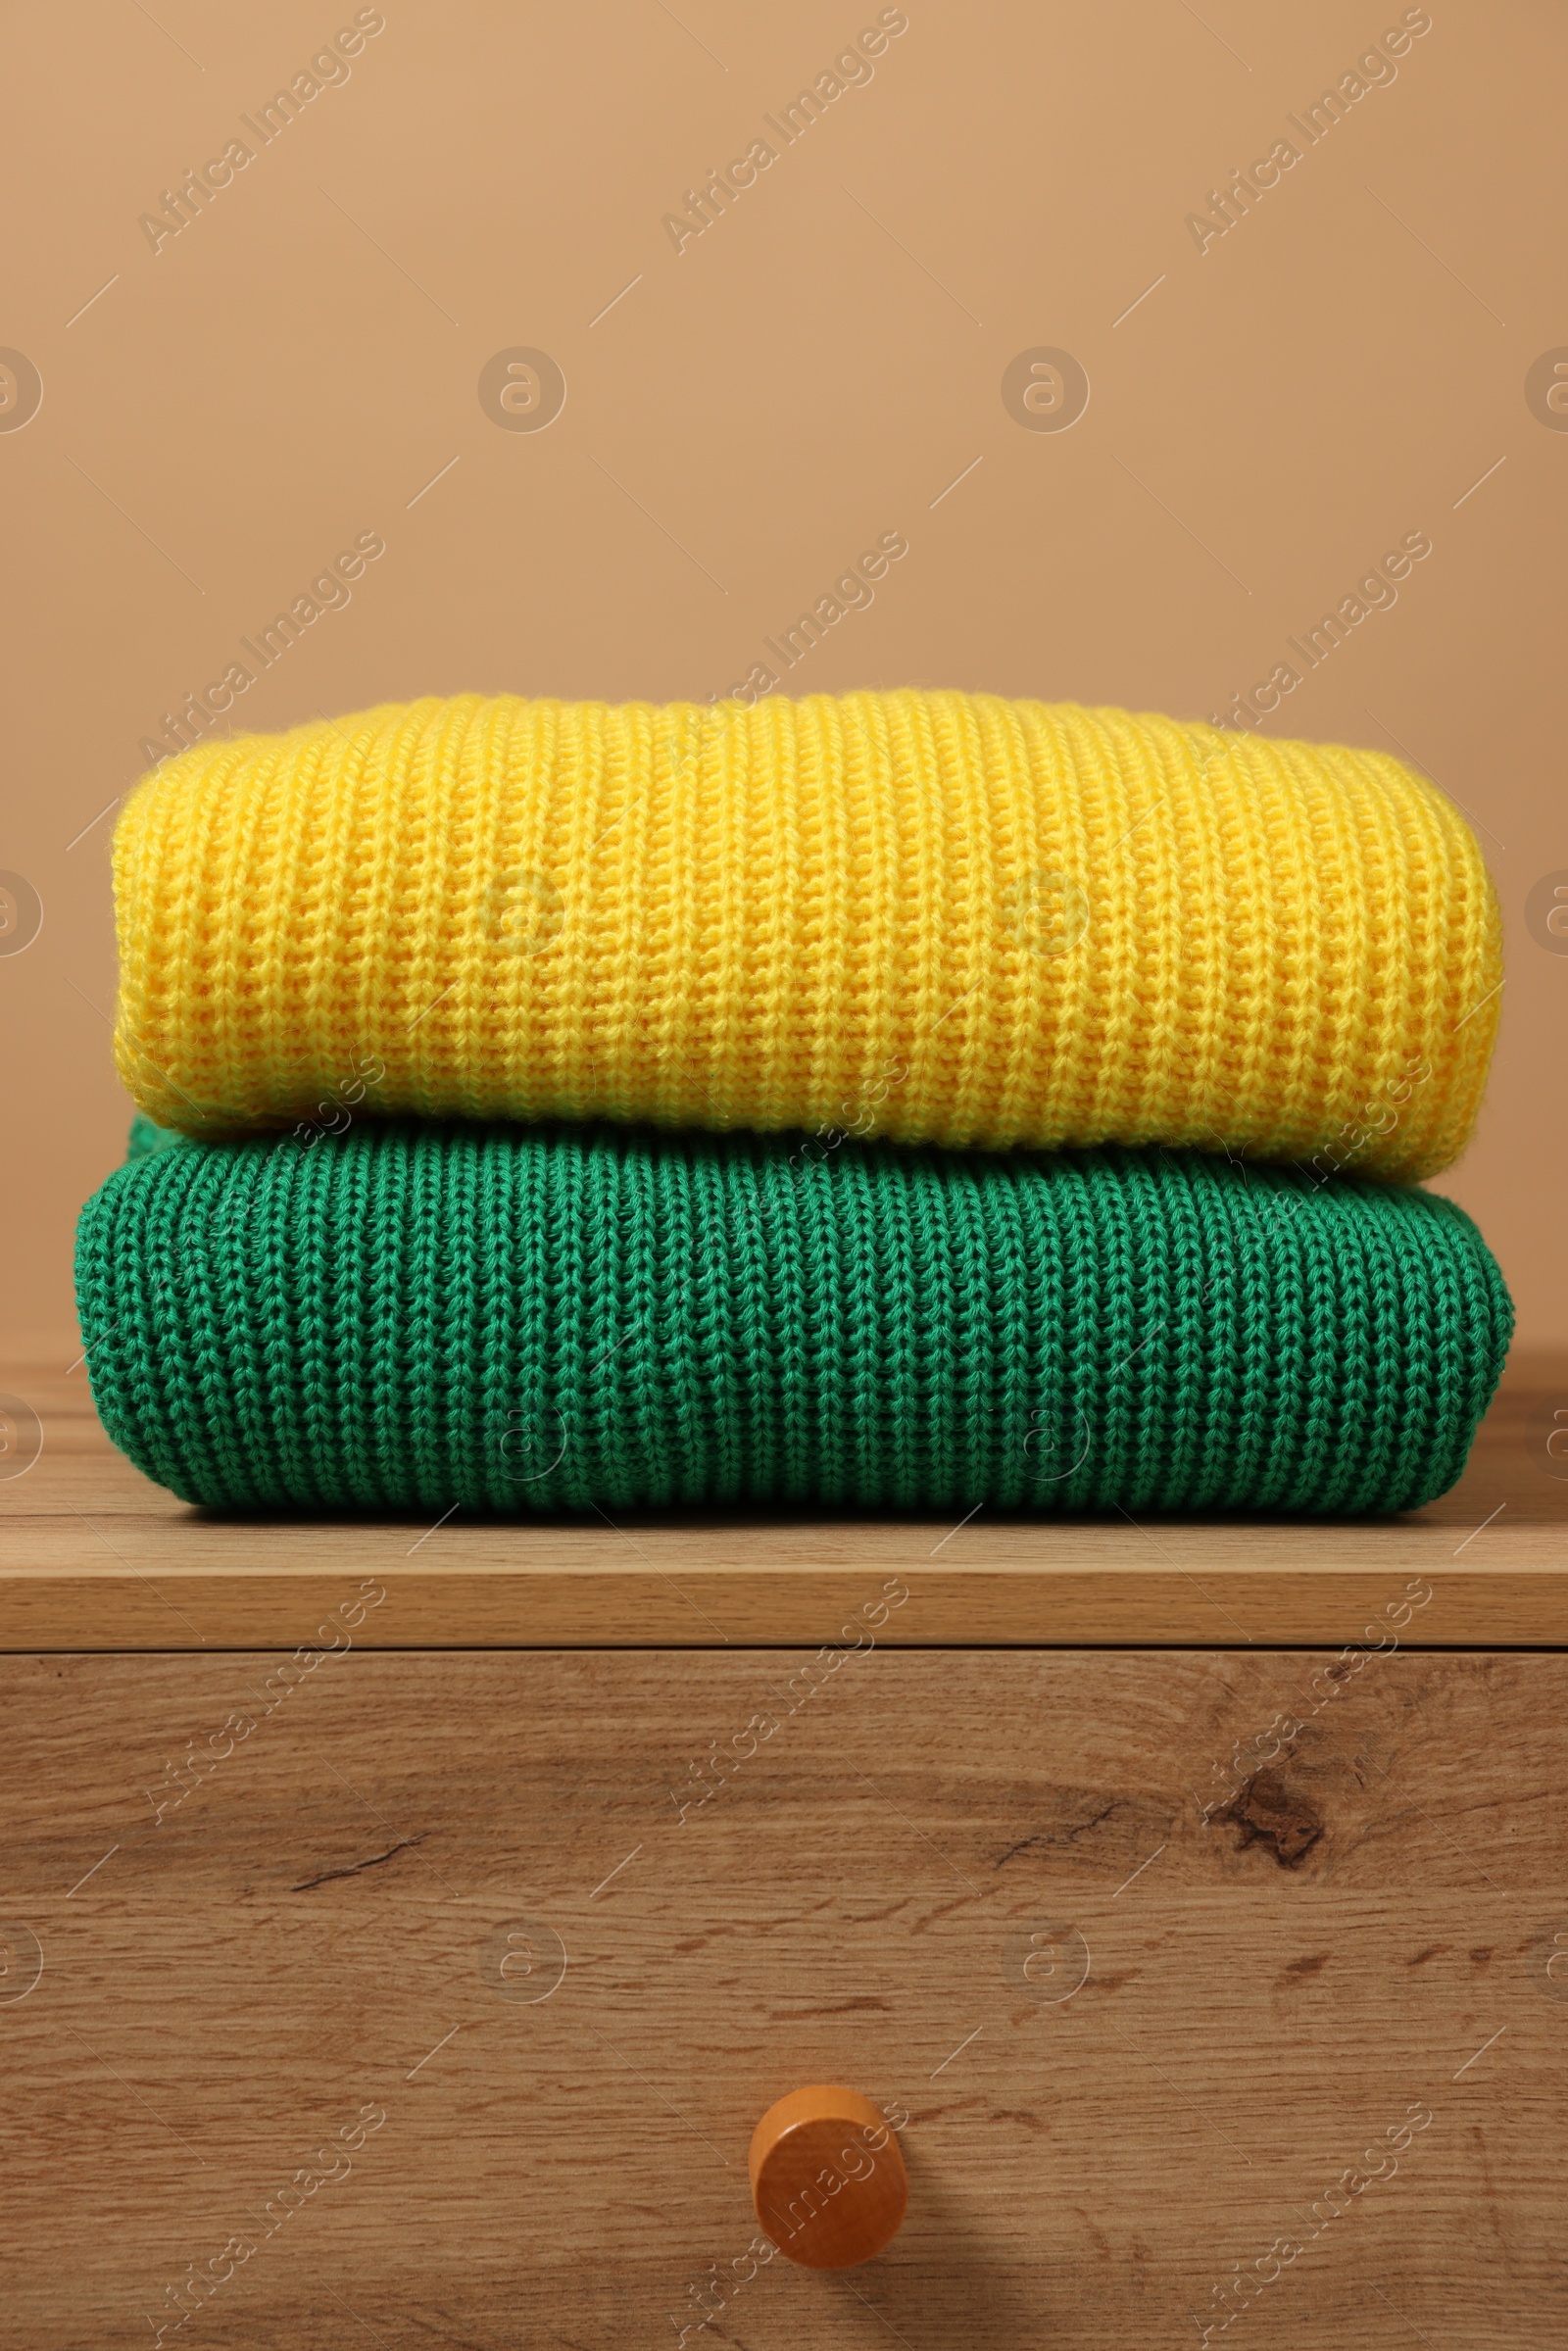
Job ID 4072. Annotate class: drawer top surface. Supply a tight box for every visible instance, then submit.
[2,1354,1564,1649]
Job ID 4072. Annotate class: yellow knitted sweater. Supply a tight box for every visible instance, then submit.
[112,691,1500,1179]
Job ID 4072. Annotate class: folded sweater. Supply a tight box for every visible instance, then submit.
[77,1121,1511,1517]
[112,692,1500,1179]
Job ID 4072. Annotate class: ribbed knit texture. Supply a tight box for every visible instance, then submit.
[76,1122,1511,1516]
[112,692,1501,1179]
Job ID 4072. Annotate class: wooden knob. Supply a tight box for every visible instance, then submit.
[749,2085,907,2270]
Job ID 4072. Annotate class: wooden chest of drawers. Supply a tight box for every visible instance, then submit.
[4,1358,1566,2348]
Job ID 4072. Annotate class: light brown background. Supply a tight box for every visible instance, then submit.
[3,0,1564,1355]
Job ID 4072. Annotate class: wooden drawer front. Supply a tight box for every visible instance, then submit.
[6,1649,1565,2348]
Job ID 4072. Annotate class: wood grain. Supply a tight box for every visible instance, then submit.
[1,1354,1565,1647]
[4,1646,1565,2347]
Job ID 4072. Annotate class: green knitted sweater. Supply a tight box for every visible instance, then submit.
[77,1123,1511,1516]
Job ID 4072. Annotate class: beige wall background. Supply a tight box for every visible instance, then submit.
[3,0,1564,1355]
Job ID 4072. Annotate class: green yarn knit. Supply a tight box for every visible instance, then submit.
[76,1123,1511,1517]
[126,1111,188,1160]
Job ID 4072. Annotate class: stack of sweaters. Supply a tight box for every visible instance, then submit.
[78,689,1511,1517]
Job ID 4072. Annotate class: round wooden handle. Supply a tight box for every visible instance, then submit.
[748,2085,908,2270]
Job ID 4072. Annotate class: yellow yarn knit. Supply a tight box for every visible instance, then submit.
[112,691,1501,1179]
